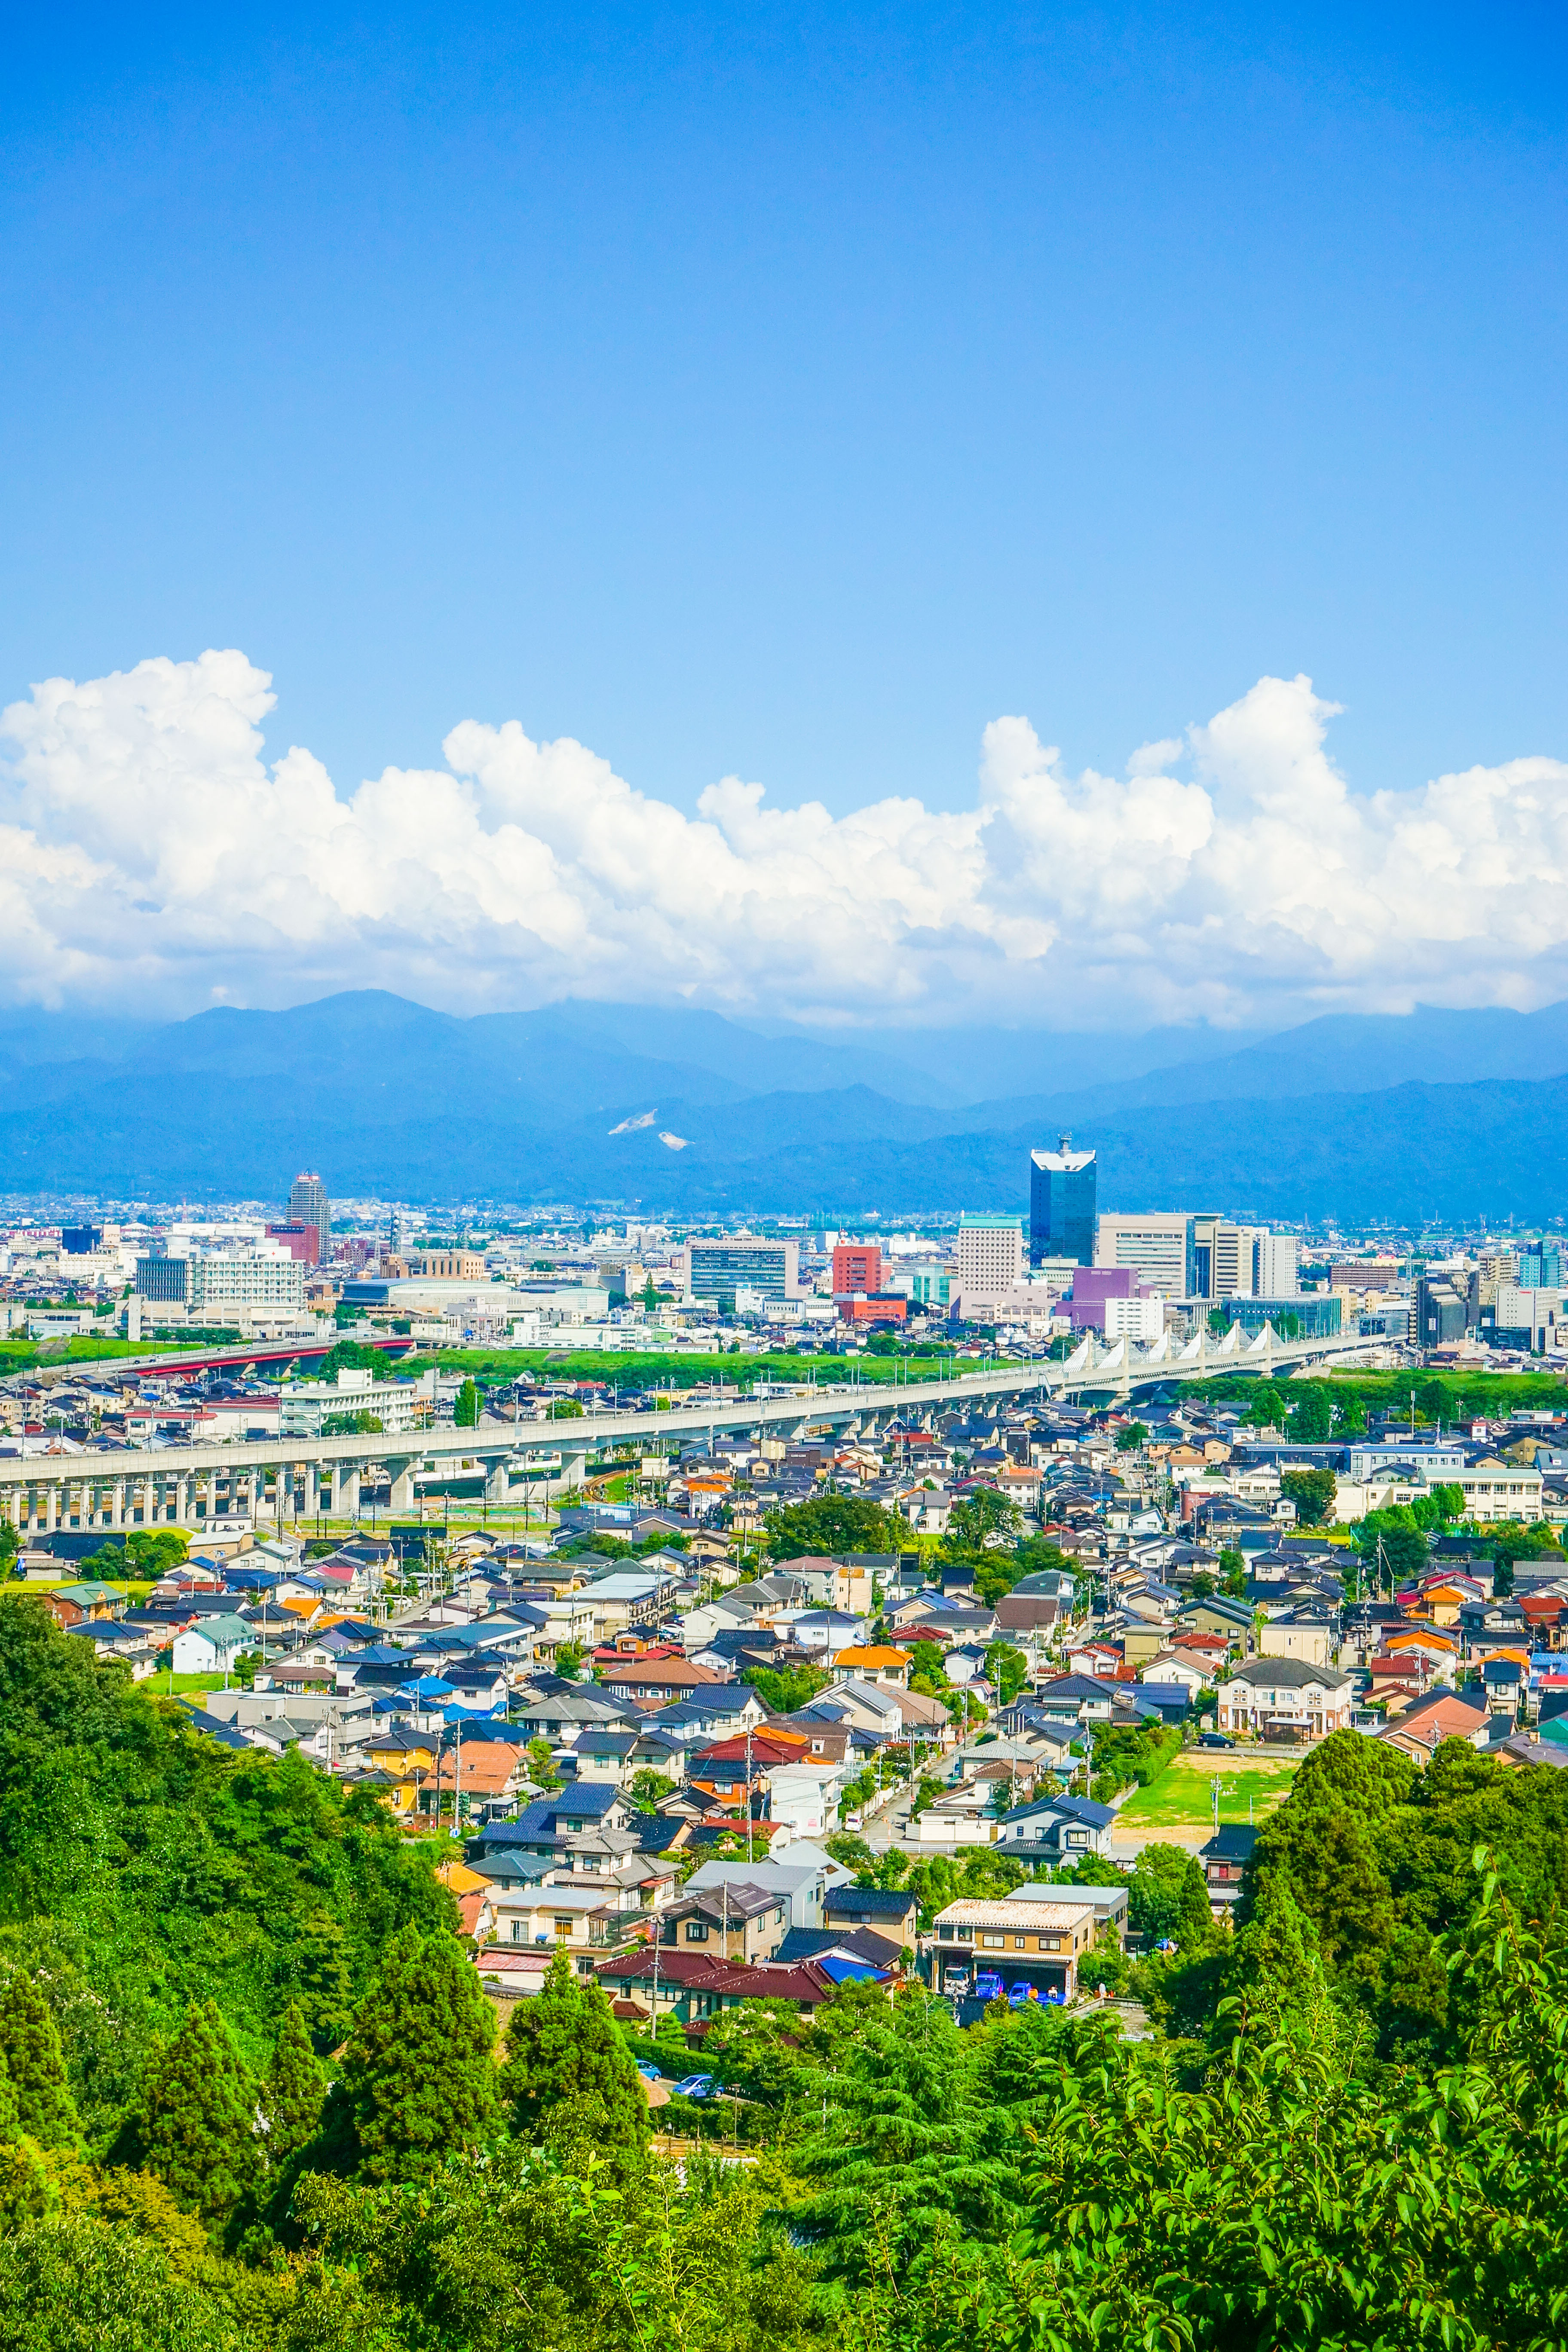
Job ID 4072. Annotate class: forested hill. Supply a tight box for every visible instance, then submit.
[1,1600,1568,2349]
[0,1596,453,2132]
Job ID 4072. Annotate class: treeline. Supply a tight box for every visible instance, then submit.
[4,1602,1568,2349]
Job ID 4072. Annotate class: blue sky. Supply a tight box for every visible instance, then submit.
[3,0,1563,817]
[0,4,1565,1035]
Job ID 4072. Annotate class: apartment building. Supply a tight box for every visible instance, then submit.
[279,1366,436,1438]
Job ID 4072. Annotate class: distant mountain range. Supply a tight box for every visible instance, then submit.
[3,989,1568,1221]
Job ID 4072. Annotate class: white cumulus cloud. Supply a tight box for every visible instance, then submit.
[3,648,1567,1029]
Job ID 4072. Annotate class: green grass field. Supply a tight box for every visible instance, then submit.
[1116,1749,1302,1842]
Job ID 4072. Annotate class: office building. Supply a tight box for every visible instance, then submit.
[1219,1295,1342,1340]
[413,1250,487,1280]
[886,1260,951,1310]
[1105,1294,1165,1342]
[953,1213,1024,1292]
[1029,1136,1096,1266]
[1252,1231,1300,1297]
[1415,1274,1474,1348]
[135,1255,191,1306]
[679,1239,802,1304]
[61,1225,104,1256]
[832,1242,883,1297]
[1488,1285,1565,1354]
[288,1172,332,1255]
[1518,1241,1563,1290]
[1094,1213,1192,1297]
[266,1222,321,1266]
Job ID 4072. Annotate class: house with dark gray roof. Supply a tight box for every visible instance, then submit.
[993,1792,1117,1857]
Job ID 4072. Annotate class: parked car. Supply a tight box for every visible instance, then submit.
[973,1971,1005,2002]
[673,2072,720,2101]
[1007,1981,1038,2006]
[635,2060,662,2082]
[1197,1731,1235,1749]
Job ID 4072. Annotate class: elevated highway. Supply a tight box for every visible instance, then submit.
[0,1320,1374,1538]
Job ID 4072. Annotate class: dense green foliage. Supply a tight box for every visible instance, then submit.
[743,1661,831,1713]
[0,1599,452,2136]
[1279,1466,1336,1524]
[330,1928,501,2183]
[499,1952,648,2151]
[767,1496,907,1557]
[261,2003,327,2170]
[0,1961,78,2149]
[78,1528,190,1583]
[1236,1729,1568,2060]
[111,2003,259,2225]
[312,1339,389,1382]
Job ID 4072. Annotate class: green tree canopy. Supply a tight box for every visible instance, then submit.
[983,1640,1029,1707]
[261,2000,326,2170]
[453,1377,481,1428]
[1115,1421,1147,1452]
[625,1766,677,1813]
[1280,1466,1337,1525]
[1217,1545,1247,1596]
[1354,1506,1430,1588]
[499,1952,648,2151]
[290,1905,355,2055]
[315,1338,384,1381]
[944,1488,1022,1553]
[1128,1843,1213,1945]
[1285,1384,1333,1442]
[113,2003,259,2224]
[970,1534,1072,1608]
[1242,1382,1289,1429]
[335,1927,501,2183]
[766,1494,905,1557]
[741,1662,829,1715]
[0,1966,77,2150]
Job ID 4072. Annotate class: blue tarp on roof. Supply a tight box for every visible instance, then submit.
[396,1675,455,1700]
[817,1955,889,1985]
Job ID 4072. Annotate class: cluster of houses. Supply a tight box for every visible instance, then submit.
[21,1384,1568,2041]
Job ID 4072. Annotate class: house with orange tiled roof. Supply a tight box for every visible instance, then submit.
[1378,1689,1490,1760]
[426,1742,531,1819]
[831,1644,915,1689]
[277,1592,327,1626]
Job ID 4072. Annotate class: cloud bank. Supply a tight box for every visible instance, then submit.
[3,649,1567,1029]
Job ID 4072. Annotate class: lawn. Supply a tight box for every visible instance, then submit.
[1115,1749,1302,1844]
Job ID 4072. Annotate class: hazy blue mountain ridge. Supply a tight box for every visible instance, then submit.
[4,987,1567,1219]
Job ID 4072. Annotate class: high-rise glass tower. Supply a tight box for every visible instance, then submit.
[1029,1135,1096,1265]
[288,1170,332,1255]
